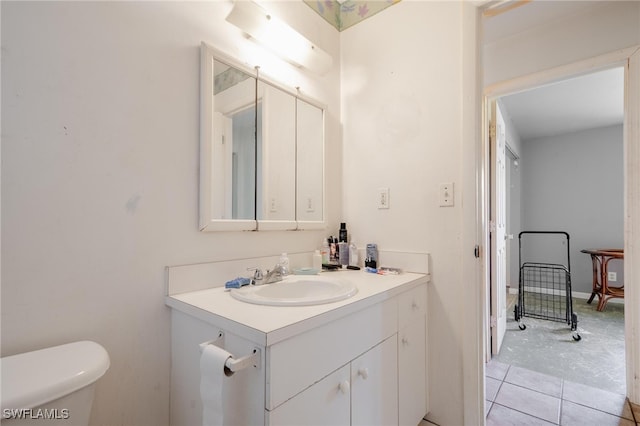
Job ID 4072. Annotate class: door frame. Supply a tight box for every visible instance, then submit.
[481,45,640,411]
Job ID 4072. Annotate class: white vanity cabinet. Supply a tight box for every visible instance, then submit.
[351,335,398,426]
[267,364,351,425]
[267,335,399,426]
[398,285,428,426]
[166,271,428,426]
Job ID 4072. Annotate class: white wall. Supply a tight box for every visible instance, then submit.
[341,2,469,424]
[1,2,339,425]
[484,1,640,87]
[522,125,624,294]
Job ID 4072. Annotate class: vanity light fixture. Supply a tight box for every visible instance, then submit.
[226,0,332,75]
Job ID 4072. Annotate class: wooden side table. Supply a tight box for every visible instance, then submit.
[580,248,624,311]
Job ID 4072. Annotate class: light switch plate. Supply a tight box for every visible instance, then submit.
[377,187,390,209]
[439,183,454,207]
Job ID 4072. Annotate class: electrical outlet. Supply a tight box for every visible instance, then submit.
[608,271,617,282]
[377,187,390,209]
[306,196,314,213]
[439,182,454,207]
[270,198,277,213]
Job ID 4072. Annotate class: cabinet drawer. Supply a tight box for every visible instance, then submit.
[267,299,397,410]
[399,284,426,328]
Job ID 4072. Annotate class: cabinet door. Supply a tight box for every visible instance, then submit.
[267,364,350,426]
[351,336,398,426]
[399,318,427,426]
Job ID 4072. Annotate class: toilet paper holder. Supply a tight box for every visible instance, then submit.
[199,332,261,375]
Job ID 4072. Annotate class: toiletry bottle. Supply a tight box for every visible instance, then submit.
[339,222,348,243]
[339,242,349,266]
[279,253,290,276]
[365,244,378,268]
[349,241,359,267]
[313,250,322,271]
[321,239,330,264]
[329,237,337,263]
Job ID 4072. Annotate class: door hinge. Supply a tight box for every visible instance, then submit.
[490,316,497,328]
[474,245,481,258]
[489,220,496,232]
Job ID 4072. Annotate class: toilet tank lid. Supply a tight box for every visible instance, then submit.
[1,340,110,410]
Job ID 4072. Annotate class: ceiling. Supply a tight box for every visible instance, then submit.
[500,67,624,141]
[483,1,625,142]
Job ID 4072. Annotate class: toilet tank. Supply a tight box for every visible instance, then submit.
[1,341,110,424]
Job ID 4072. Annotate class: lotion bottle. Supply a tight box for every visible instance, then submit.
[321,239,330,264]
[313,250,322,271]
[339,242,349,266]
[349,241,359,267]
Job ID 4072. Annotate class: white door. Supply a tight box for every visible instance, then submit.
[267,364,350,425]
[351,336,398,426]
[398,318,426,425]
[490,101,507,355]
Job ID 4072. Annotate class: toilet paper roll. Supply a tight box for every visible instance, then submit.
[200,344,232,426]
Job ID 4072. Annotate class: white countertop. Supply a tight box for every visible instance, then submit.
[165,270,429,346]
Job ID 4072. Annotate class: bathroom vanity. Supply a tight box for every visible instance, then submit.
[166,270,428,426]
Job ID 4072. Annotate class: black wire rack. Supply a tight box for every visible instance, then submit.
[514,231,581,341]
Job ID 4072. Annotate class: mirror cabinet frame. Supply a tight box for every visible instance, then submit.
[199,42,326,232]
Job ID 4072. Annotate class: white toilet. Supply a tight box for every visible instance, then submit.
[1,341,110,426]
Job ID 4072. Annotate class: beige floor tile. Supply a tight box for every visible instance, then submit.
[495,382,560,424]
[487,403,555,426]
[561,400,635,426]
[563,380,632,420]
[505,365,562,398]
[486,359,510,381]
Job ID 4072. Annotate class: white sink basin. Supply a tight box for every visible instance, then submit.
[230,275,358,306]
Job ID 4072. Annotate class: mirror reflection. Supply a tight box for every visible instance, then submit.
[257,80,296,226]
[296,99,324,224]
[211,59,257,220]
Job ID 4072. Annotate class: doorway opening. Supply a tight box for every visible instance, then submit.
[490,66,625,392]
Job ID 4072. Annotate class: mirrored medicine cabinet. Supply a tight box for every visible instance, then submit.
[199,43,325,232]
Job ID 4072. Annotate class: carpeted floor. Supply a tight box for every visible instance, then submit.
[492,292,626,395]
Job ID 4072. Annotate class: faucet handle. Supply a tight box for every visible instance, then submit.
[247,267,263,280]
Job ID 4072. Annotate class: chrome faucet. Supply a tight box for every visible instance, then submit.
[247,264,285,285]
[264,263,286,284]
[247,267,264,285]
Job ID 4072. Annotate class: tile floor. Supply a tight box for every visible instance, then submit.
[485,359,639,425]
[419,360,640,425]
[494,293,626,395]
